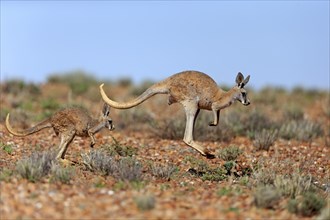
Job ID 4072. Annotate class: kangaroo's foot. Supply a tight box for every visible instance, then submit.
[208,122,217,126]
[204,152,216,159]
[183,139,214,159]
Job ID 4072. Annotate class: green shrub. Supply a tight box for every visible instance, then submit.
[41,98,60,110]
[81,149,116,176]
[130,80,155,96]
[274,173,315,198]
[253,129,278,151]
[185,155,227,181]
[0,168,13,182]
[1,143,13,155]
[117,78,132,87]
[150,163,178,180]
[184,156,209,173]
[283,106,304,121]
[50,164,74,184]
[16,151,56,182]
[194,112,235,142]
[47,71,98,95]
[82,150,143,182]
[279,120,323,142]
[253,185,281,209]
[152,118,185,140]
[217,145,242,161]
[117,157,143,182]
[102,136,137,157]
[134,194,156,211]
[118,108,154,131]
[245,110,273,139]
[287,192,326,216]
[200,167,227,182]
[2,80,40,96]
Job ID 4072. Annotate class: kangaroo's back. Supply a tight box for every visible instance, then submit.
[162,71,222,108]
[50,108,94,136]
[100,70,222,109]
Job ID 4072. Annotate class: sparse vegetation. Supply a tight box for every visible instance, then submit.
[82,149,143,182]
[1,74,328,219]
[0,168,13,182]
[134,194,156,211]
[287,192,326,216]
[102,136,138,157]
[1,142,13,155]
[217,145,242,161]
[253,185,281,209]
[279,119,323,142]
[81,149,116,176]
[150,163,178,180]
[16,151,56,182]
[50,164,74,184]
[253,129,278,151]
[47,70,98,95]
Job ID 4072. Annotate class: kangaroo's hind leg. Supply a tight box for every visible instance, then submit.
[56,128,76,161]
[181,101,215,159]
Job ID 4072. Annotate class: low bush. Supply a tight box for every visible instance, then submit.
[16,151,56,182]
[217,145,242,161]
[150,163,178,180]
[274,173,315,198]
[47,71,98,95]
[253,129,278,151]
[102,136,138,157]
[81,149,116,176]
[50,164,74,184]
[287,192,326,216]
[185,156,227,182]
[134,194,156,211]
[279,119,323,142]
[82,150,143,182]
[253,185,281,209]
[117,157,143,182]
[0,168,13,182]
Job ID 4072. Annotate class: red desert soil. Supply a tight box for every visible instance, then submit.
[0,82,329,219]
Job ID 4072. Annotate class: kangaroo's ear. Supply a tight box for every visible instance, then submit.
[102,103,111,116]
[243,75,250,86]
[235,72,244,86]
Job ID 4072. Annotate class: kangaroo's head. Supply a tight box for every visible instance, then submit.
[101,103,115,130]
[233,72,250,106]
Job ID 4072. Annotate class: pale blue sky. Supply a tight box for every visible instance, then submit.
[1,1,329,89]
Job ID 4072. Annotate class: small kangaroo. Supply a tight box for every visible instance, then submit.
[5,103,115,161]
[100,70,250,158]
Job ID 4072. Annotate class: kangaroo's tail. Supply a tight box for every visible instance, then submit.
[5,113,52,137]
[99,82,168,109]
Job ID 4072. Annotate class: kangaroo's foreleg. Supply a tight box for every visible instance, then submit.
[88,130,97,148]
[209,109,220,126]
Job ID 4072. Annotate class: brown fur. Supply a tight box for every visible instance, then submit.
[100,70,250,158]
[6,104,114,160]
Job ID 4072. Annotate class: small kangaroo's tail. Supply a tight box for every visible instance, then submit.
[99,82,168,109]
[5,113,52,137]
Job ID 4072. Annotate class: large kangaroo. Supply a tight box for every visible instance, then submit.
[6,103,114,161]
[100,70,250,158]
